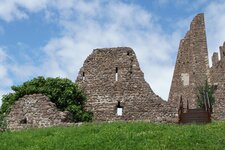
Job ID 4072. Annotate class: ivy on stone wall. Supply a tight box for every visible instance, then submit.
[0,76,93,123]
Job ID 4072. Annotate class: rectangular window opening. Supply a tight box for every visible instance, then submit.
[115,67,118,81]
[20,118,27,124]
[82,72,85,81]
[116,101,123,116]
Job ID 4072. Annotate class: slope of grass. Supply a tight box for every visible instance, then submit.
[0,121,225,150]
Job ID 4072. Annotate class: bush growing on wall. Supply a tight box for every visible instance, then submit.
[197,80,215,112]
[0,76,93,123]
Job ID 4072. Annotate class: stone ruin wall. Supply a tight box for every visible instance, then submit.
[210,42,225,120]
[169,13,209,109]
[76,47,177,123]
[6,94,71,130]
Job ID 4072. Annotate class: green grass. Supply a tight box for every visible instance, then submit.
[1,121,225,150]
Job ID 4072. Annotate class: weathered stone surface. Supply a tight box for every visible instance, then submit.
[76,47,177,122]
[212,84,225,120]
[6,94,71,130]
[210,43,225,85]
[169,13,209,108]
[210,42,225,120]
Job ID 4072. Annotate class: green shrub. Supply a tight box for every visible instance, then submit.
[197,80,215,111]
[0,113,7,132]
[0,76,93,123]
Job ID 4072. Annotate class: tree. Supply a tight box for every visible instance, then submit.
[0,76,93,123]
[196,80,216,112]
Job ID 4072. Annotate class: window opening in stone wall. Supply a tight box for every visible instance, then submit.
[127,51,130,55]
[116,101,123,116]
[20,118,27,124]
[129,59,133,77]
[223,51,225,57]
[213,83,218,90]
[181,73,189,86]
[82,72,85,81]
[115,67,118,81]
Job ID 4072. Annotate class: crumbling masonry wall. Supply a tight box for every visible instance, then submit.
[76,47,176,122]
[210,42,225,84]
[169,13,209,108]
[6,94,70,130]
[210,42,225,120]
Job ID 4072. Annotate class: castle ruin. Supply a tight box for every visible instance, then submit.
[4,13,225,129]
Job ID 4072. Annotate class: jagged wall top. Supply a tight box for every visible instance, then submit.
[212,42,225,66]
[190,13,205,29]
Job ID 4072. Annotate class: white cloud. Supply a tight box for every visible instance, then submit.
[0,48,13,101]
[157,0,208,8]
[0,89,12,106]
[10,64,38,80]
[42,37,84,78]
[4,0,217,105]
[0,48,7,61]
[0,0,49,22]
[0,0,182,106]
[0,0,28,22]
[205,1,225,62]
[38,0,181,101]
[16,0,48,12]
[0,91,4,106]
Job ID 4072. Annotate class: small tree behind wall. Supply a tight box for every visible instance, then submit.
[197,80,216,113]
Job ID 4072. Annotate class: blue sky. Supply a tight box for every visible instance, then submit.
[1,0,225,106]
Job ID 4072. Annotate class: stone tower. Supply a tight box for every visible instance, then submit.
[76,47,176,122]
[169,13,209,108]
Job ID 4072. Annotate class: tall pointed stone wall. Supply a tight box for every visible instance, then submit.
[169,13,209,108]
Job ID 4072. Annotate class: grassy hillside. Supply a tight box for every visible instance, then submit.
[0,121,225,150]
